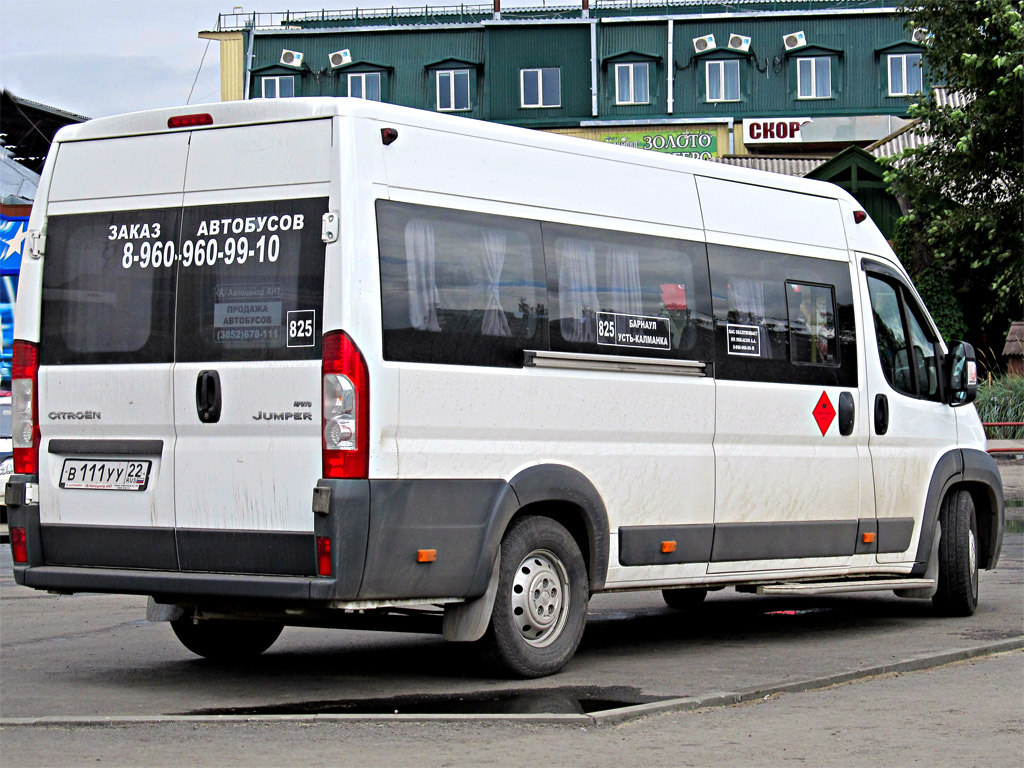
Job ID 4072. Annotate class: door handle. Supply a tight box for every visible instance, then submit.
[838,392,855,436]
[874,393,889,435]
[196,370,222,424]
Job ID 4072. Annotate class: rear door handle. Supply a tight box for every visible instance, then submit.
[874,393,889,435]
[196,370,222,424]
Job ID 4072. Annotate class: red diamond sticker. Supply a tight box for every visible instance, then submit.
[813,391,836,436]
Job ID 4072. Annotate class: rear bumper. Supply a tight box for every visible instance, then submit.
[18,564,319,601]
[6,475,517,605]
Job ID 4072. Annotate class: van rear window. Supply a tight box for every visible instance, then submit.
[42,210,179,365]
[174,199,327,363]
[40,198,327,366]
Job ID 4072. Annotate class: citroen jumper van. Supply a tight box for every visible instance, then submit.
[7,99,1003,677]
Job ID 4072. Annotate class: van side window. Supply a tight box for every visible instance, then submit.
[867,274,941,400]
[544,223,713,361]
[786,281,838,366]
[709,244,857,386]
[376,201,546,367]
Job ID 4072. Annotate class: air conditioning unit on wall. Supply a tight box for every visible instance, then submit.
[693,34,716,54]
[783,31,807,50]
[280,49,304,67]
[329,49,353,68]
[728,34,751,52]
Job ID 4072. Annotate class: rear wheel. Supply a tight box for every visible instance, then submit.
[662,587,708,610]
[932,489,979,617]
[171,617,283,660]
[481,516,588,678]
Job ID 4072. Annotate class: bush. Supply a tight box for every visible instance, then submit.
[975,375,1024,440]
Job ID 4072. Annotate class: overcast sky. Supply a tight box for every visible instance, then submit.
[0,0,437,119]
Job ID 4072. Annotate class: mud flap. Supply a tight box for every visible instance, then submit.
[442,554,500,642]
[896,522,940,599]
[146,597,186,623]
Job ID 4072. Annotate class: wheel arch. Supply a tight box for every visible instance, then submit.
[959,448,1004,570]
[507,464,610,593]
[911,448,1004,576]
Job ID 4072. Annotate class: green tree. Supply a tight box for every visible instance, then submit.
[883,1,1024,346]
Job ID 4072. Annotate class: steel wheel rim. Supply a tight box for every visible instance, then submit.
[510,548,569,648]
[969,527,978,594]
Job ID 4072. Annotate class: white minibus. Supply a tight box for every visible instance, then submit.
[7,99,1003,677]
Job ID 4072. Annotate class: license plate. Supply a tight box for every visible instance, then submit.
[59,459,152,491]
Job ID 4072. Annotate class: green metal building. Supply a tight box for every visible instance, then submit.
[203,0,928,163]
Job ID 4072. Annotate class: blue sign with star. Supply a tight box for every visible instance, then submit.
[1,214,28,274]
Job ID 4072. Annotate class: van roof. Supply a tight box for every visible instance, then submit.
[53,97,860,208]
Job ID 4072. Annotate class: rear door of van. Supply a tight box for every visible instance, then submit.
[171,120,332,576]
[38,133,187,568]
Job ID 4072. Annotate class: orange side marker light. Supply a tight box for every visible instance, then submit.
[661,540,677,554]
[417,549,437,563]
[862,532,877,544]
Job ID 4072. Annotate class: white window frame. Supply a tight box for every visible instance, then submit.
[520,67,561,108]
[705,59,740,102]
[261,76,294,99]
[348,72,382,101]
[887,53,922,96]
[436,69,471,112]
[614,62,650,105]
[797,56,832,99]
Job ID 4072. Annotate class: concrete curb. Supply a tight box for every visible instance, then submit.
[591,636,1024,725]
[2,637,1021,728]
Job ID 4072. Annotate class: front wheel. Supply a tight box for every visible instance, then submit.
[171,617,283,660]
[480,516,589,678]
[932,489,979,617]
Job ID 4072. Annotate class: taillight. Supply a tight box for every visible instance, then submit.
[322,331,369,479]
[12,340,39,475]
[316,536,332,576]
[10,527,28,564]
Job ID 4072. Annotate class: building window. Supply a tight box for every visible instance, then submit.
[261,76,294,98]
[349,72,382,101]
[888,53,922,96]
[521,68,560,108]
[705,60,740,102]
[436,70,471,111]
[797,57,832,99]
[614,62,650,105]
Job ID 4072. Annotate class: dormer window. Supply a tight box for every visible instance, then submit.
[615,62,650,105]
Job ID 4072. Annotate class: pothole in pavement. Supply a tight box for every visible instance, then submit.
[177,685,666,716]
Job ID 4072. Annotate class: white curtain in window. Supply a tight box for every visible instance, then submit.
[729,278,773,358]
[557,238,598,342]
[481,229,511,337]
[405,219,441,331]
[606,246,642,315]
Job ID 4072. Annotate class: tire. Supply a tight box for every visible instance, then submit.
[480,516,589,678]
[932,489,979,617]
[171,617,283,660]
[662,587,708,610]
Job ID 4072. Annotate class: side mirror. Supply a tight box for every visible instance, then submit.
[946,340,978,406]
